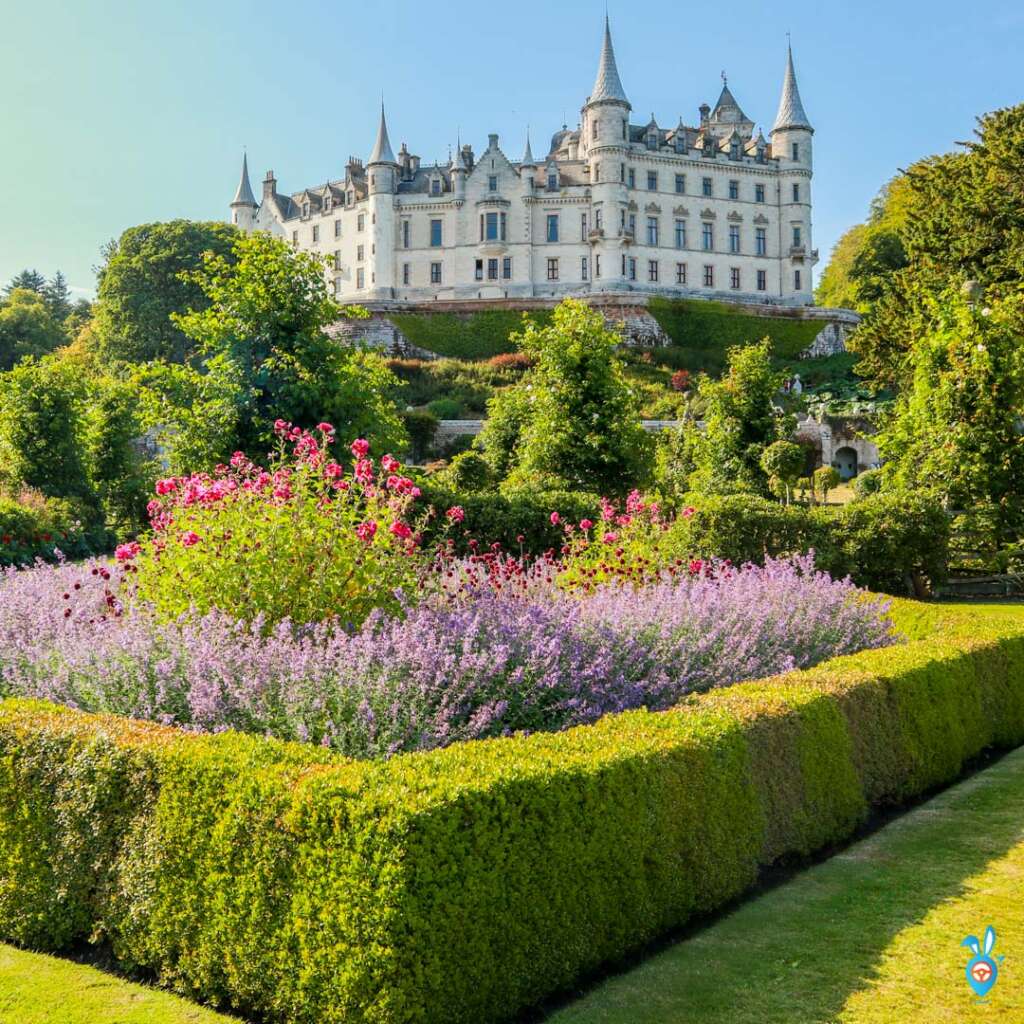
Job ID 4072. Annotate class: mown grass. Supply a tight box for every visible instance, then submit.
[0,944,244,1023]
[547,721,1024,1024]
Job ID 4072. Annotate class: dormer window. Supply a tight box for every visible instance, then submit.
[431,178,441,196]
[324,197,331,213]
[647,132,658,150]
[547,170,558,191]
[347,191,354,204]
[302,202,310,218]
[729,139,741,160]
[703,138,715,157]
[675,133,685,153]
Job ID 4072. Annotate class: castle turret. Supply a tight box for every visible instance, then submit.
[366,103,399,299]
[230,153,258,230]
[771,43,815,301]
[581,16,631,292]
[451,137,467,199]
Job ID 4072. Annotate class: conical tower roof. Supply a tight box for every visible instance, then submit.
[368,102,397,164]
[588,16,629,105]
[521,129,536,166]
[710,80,750,123]
[772,44,812,133]
[231,153,257,207]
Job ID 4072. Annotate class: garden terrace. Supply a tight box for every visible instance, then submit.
[0,601,1022,1023]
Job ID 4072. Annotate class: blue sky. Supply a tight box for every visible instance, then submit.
[1,0,1021,297]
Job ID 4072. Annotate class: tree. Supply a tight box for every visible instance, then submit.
[41,271,73,325]
[876,288,1024,543]
[813,465,841,504]
[688,339,791,496]
[171,232,406,460]
[92,220,239,365]
[3,269,45,297]
[479,299,652,495]
[0,357,94,505]
[760,441,805,504]
[0,289,66,371]
[851,104,1024,389]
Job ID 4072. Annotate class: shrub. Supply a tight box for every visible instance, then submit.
[390,309,548,360]
[431,450,494,493]
[487,351,534,372]
[400,409,438,463]
[0,603,1022,1022]
[130,425,428,628]
[813,465,842,503]
[425,397,462,420]
[853,467,883,498]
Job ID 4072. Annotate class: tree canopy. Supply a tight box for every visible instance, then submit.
[0,289,66,371]
[91,220,239,365]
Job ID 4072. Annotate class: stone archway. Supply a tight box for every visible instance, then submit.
[833,446,859,481]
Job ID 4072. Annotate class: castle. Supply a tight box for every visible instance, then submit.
[229,18,817,307]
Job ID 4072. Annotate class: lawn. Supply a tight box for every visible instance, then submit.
[547,735,1024,1023]
[0,944,244,1024]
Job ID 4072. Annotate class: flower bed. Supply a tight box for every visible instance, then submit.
[0,602,1022,1024]
[0,554,892,757]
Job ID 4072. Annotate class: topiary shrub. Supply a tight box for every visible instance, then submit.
[425,397,463,420]
[853,467,883,498]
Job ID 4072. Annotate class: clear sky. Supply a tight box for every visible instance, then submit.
[1,0,1021,298]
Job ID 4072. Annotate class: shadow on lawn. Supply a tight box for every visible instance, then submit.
[540,746,1024,1024]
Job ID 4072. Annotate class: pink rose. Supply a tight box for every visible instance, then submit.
[356,521,378,543]
[549,512,560,525]
[316,422,335,435]
[446,506,465,523]
[351,438,370,458]
[180,531,200,547]
[155,478,177,495]
[579,519,594,530]
[381,454,400,473]
[682,506,696,519]
[389,521,412,540]
[115,542,141,561]
[602,531,619,544]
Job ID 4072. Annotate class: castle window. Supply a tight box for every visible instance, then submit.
[489,175,498,191]
[792,183,801,202]
[792,225,802,247]
[647,171,657,191]
[648,259,659,282]
[755,184,765,203]
[312,224,320,243]
[647,217,659,246]
[324,197,331,213]
[357,213,365,231]
[402,263,410,285]
[347,191,354,204]
[728,179,739,200]
[595,208,603,230]
[676,262,687,284]
[370,175,375,187]
[356,268,365,289]
[333,277,341,296]
[628,213,636,236]
[546,214,559,243]
[593,163,600,183]
[333,250,341,270]
[647,131,658,150]
[620,163,626,182]
[628,257,637,281]
[757,269,767,291]
[729,225,740,253]
[791,142,800,161]
[702,222,713,250]
[675,133,685,154]
[756,227,767,256]
[431,178,441,196]
[794,269,802,290]
[729,139,741,160]
[547,258,559,281]
[581,256,589,281]
[675,174,685,194]
[595,254,601,277]
[702,177,713,197]
[675,220,686,248]
[581,213,588,239]
[357,244,364,262]
[484,212,500,241]
[487,258,499,280]
[592,120,598,141]
[622,120,628,140]
[501,212,507,240]
[547,171,558,191]
[291,230,298,247]
[703,265,714,287]
[503,257,512,279]
[730,267,741,289]
[430,262,442,283]
[402,220,410,248]
[628,167,636,189]
[302,202,310,218]
[475,259,484,281]
[334,219,342,238]
[430,219,443,246]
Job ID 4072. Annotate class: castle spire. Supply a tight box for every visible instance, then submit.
[588,15,629,106]
[771,43,812,134]
[521,129,536,166]
[368,101,397,164]
[231,152,257,207]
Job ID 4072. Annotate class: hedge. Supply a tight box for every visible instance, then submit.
[390,310,550,360]
[1,602,1023,1022]
[665,492,950,594]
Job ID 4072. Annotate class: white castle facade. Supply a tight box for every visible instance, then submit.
[230,19,818,307]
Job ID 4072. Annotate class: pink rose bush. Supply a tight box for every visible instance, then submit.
[129,424,430,629]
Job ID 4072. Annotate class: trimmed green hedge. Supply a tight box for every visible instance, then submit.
[648,297,827,375]
[1,603,1023,1022]
[390,310,551,360]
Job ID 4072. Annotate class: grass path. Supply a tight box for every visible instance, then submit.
[0,945,243,1024]
[548,745,1024,1024]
